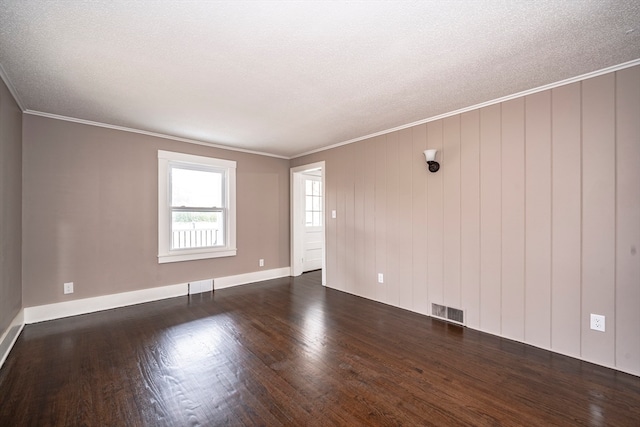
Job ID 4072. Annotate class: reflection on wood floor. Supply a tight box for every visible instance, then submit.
[1,270,639,426]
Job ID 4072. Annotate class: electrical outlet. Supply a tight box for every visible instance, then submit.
[332,210,337,219]
[590,314,605,332]
[259,259,264,267]
[63,282,74,294]
[377,273,384,284]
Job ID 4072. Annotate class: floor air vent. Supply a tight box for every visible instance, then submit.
[189,279,213,295]
[431,303,465,326]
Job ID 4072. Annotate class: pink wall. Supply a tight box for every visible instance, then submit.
[0,77,22,334]
[22,115,290,307]
[292,65,640,376]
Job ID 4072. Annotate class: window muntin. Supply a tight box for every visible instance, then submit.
[305,178,322,227]
[158,151,236,263]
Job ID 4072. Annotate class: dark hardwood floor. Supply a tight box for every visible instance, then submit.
[1,271,639,426]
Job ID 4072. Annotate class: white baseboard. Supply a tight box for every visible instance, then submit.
[2,268,290,368]
[24,283,189,324]
[22,267,292,324]
[467,325,640,378]
[214,267,291,289]
[0,309,25,370]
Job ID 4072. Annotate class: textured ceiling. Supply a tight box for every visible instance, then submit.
[1,1,639,158]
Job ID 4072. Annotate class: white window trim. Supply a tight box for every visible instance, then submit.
[158,150,237,263]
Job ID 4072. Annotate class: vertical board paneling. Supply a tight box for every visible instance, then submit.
[460,111,481,329]
[325,154,337,289]
[293,64,640,376]
[427,121,444,306]
[412,125,429,315]
[374,136,387,302]
[335,145,348,292]
[364,139,377,300]
[397,128,414,310]
[615,67,640,375]
[582,74,616,366]
[525,91,552,349]
[343,143,356,295]
[385,132,400,306]
[443,116,461,309]
[353,141,366,298]
[479,105,502,334]
[551,82,582,357]
[500,98,525,341]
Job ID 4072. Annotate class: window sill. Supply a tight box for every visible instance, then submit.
[158,248,237,264]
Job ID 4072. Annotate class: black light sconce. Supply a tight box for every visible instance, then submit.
[423,149,440,173]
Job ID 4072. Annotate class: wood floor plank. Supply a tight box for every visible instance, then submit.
[1,271,639,426]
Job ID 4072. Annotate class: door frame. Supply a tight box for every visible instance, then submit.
[290,161,326,285]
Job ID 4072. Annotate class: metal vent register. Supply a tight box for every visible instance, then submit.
[431,303,465,326]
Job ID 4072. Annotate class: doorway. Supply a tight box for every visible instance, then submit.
[290,162,326,285]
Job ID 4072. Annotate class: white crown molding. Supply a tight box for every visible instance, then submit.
[291,58,640,159]
[0,309,25,371]
[214,267,291,289]
[24,110,289,160]
[0,62,25,111]
[14,58,640,161]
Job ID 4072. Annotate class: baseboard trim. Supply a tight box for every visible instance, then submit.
[22,267,292,324]
[24,283,189,324]
[463,324,639,378]
[0,309,25,370]
[214,267,291,290]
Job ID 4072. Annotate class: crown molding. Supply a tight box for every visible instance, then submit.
[0,62,25,111]
[14,58,640,161]
[24,110,289,159]
[291,58,640,159]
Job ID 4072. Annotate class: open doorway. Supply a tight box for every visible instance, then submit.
[290,161,326,285]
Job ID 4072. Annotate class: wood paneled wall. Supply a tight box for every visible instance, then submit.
[292,65,640,376]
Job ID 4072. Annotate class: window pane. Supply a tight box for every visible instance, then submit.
[306,196,313,211]
[312,196,320,211]
[305,212,313,226]
[172,167,222,208]
[313,212,321,226]
[171,211,224,249]
[313,180,320,196]
[305,179,313,194]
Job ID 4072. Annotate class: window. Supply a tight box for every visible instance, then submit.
[158,150,236,263]
[305,177,322,227]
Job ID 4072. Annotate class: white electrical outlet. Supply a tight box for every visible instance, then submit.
[259,259,264,267]
[590,314,605,332]
[331,210,337,219]
[377,273,384,284]
[63,282,74,294]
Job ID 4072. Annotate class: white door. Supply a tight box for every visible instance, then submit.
[303,175,323,272]
[290,161,325,284]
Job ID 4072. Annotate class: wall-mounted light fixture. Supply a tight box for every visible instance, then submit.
[423,149,440,173]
